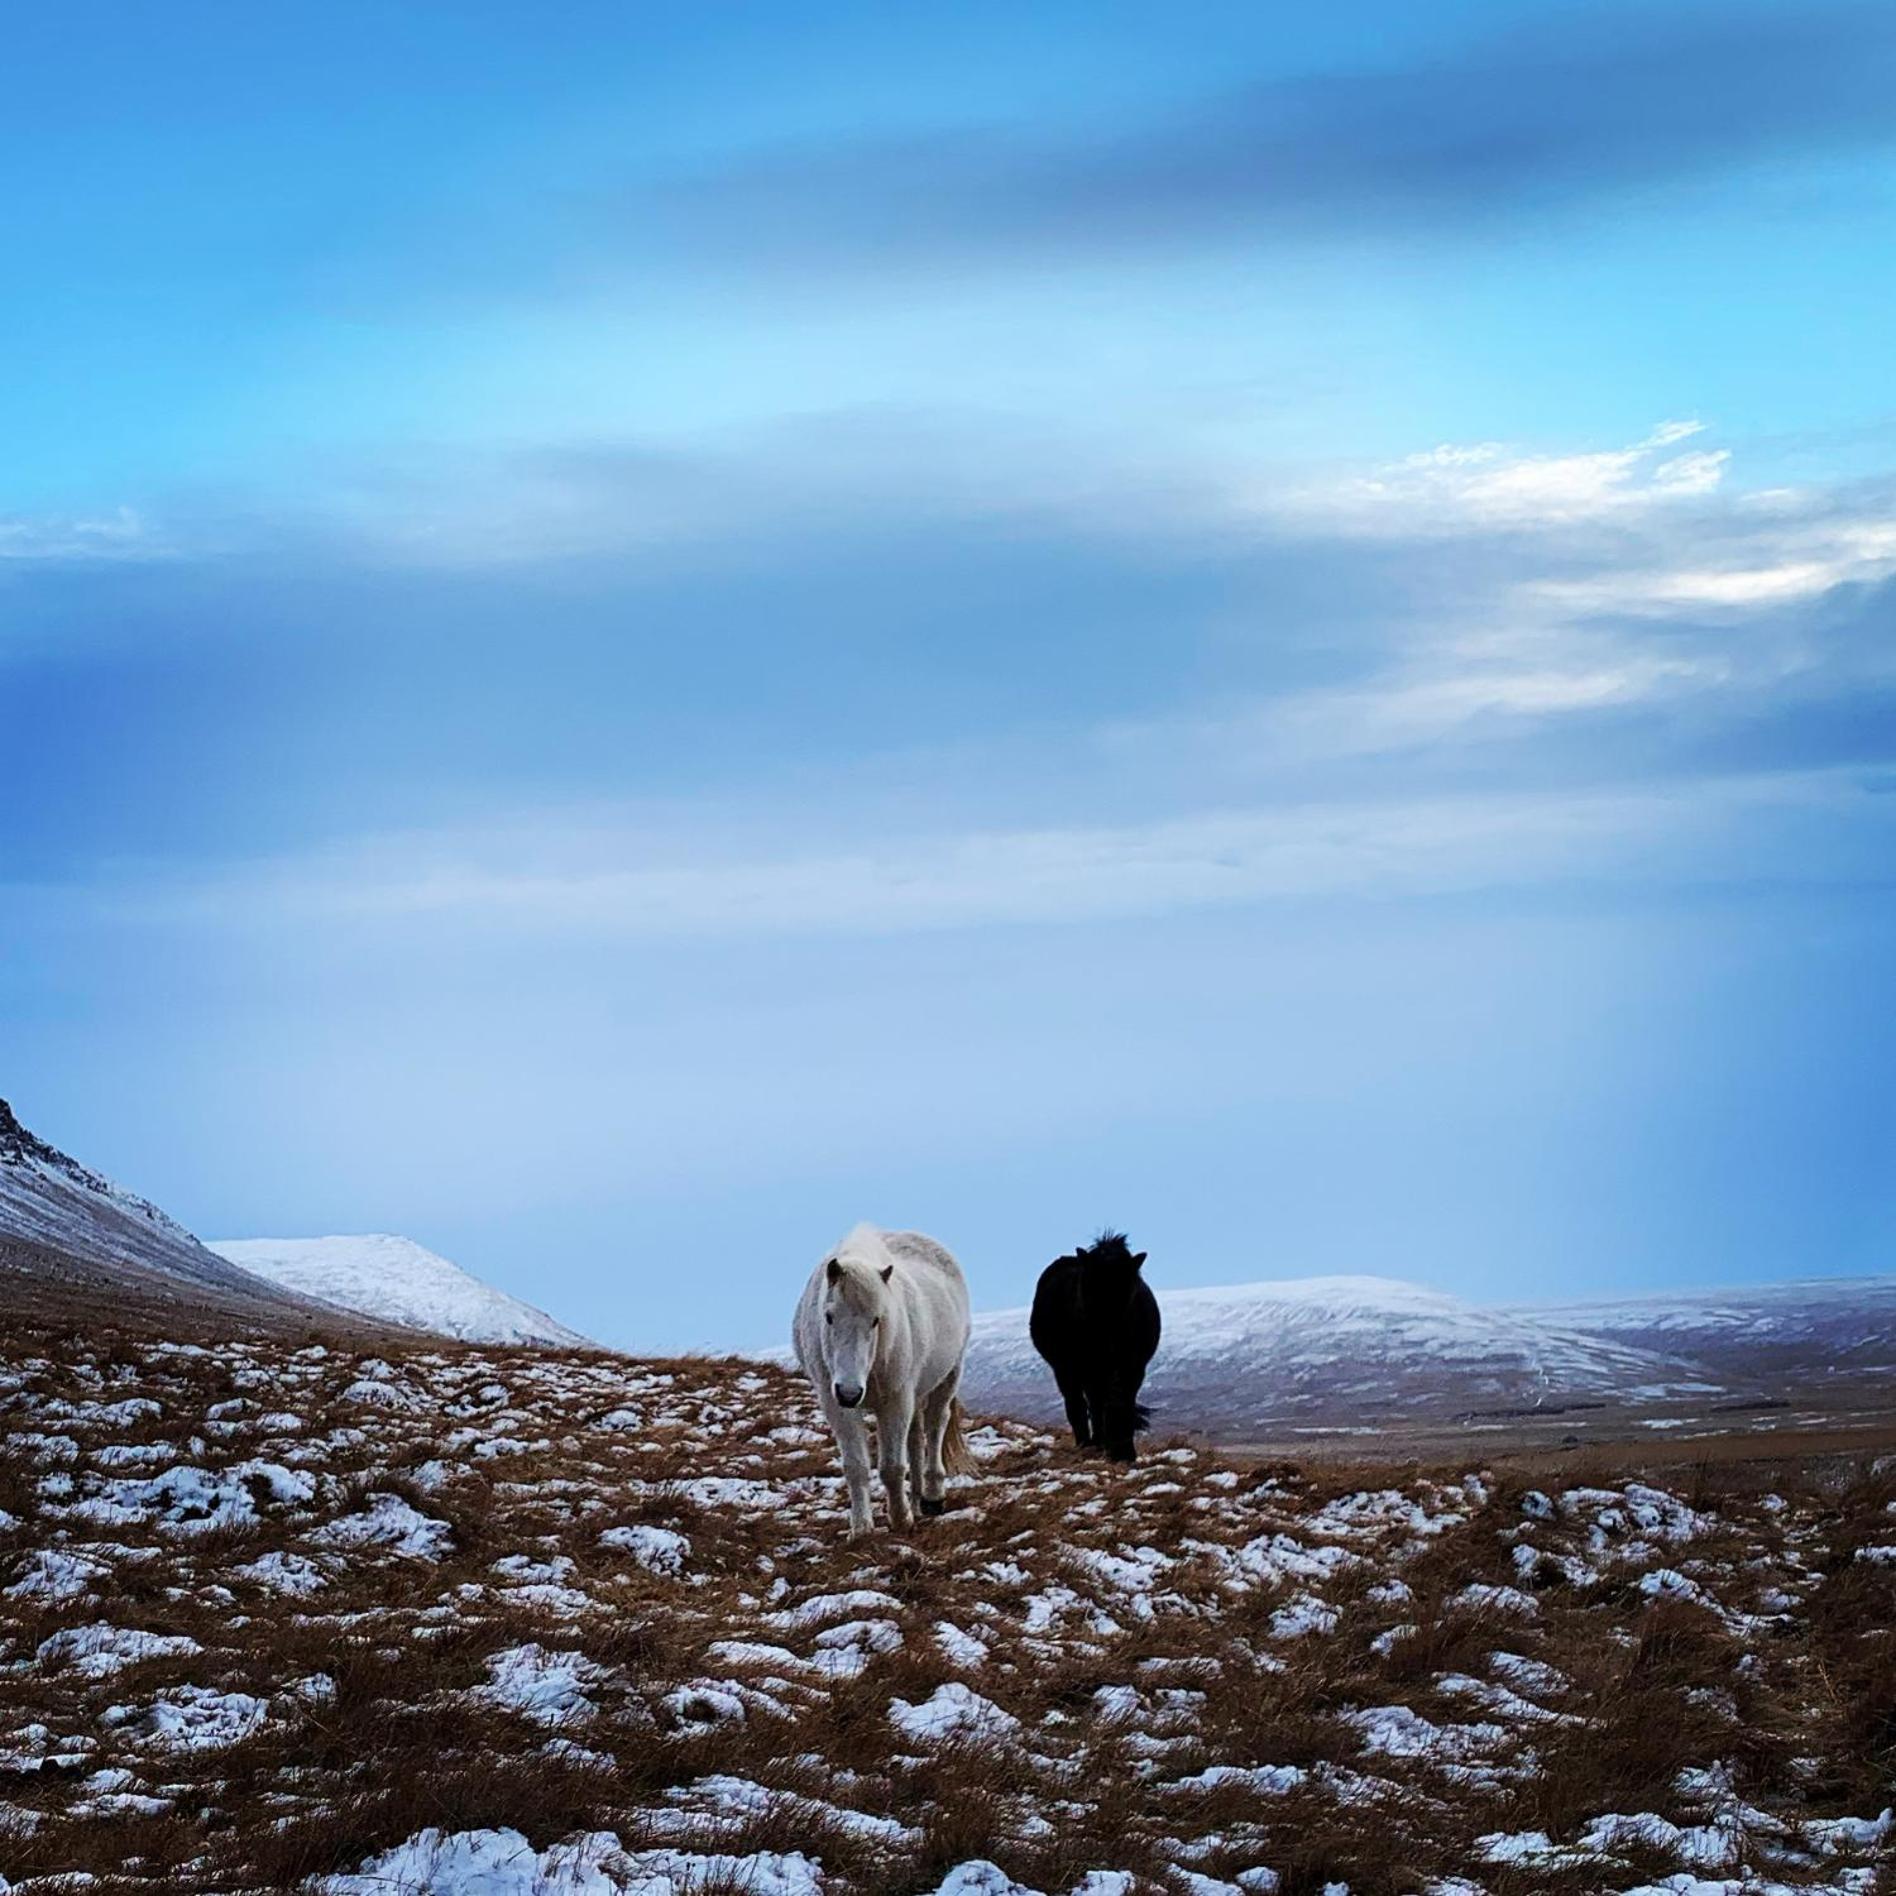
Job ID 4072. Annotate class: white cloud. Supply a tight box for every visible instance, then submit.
[1207,427,1896,765]
[1525,513,1896,615]
[176,408,1882,628]
[1313,420,1731,530]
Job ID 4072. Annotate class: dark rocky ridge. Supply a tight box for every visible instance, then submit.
[0,1096,390,1340]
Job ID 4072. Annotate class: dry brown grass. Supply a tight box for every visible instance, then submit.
[0,1310,1891,1894]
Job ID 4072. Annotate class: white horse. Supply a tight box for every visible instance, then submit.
[793,1224,974,1538]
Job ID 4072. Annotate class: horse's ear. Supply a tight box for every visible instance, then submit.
[825,1258,842,1285]
[1131,1251,1148,1270]
[879,1263,894,1284]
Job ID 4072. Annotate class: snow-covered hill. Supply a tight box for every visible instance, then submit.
[211,1234,591,1347]
[1524,1276,1896,1371]
[0,1098,302,1315]
[961,1272,1703,1435]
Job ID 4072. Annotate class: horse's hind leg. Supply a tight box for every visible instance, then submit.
[1054,1362,1094,1449]
[875,1391,915,1530]
[917,1369,958,1516]
[907,1409,927,1514]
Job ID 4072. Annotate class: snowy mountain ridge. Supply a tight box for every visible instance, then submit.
[210,1234,592,1348]
[0,1097,284,1302]
[0,1098,191,1238]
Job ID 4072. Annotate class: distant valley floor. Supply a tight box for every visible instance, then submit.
[1212,1376,1896,1473]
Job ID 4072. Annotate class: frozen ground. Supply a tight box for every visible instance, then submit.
[0,1318,1891,1894]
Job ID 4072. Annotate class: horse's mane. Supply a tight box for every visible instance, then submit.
[1074,1230,1135,1267]
[834,1220,886,1260]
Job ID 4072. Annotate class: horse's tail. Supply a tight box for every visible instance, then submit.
[1132,1402,1152,1432]
[941,1397,977,1476]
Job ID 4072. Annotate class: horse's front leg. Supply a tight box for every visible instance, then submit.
[1099,1378,1138,1463]
[831,1405,875,1538]
[876,1393,916,1530]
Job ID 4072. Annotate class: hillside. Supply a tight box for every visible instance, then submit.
[0,1315,1890,1894]
[210,1234,590,1348]
[0,1100,356,1340]
[1526,1277,1896,1376]
[961,1275,1706,1438]
[0,1099,261,1297]
[959,1270,1896,1442]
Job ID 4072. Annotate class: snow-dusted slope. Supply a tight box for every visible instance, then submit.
[1523,1276,1896,1370]
[211,1235,590,1347]
[961,1273,1701,1435]
[0,1098,290,1304]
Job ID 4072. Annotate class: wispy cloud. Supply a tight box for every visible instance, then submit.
[100,767,1892,948]
[1307,421,1730,531]
[1040,423,1896,804]
[0,507,159,563]
[1524,511,1896,615]
[12,413,1891,933]
[259,413,1888,633]
[643,4,1896,273]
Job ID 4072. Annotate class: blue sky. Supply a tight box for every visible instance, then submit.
[4,1,1893,1350]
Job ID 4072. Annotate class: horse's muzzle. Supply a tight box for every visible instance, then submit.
[833,1382,864,1409]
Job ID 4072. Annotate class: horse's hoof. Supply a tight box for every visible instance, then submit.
[919,1496,945,1517]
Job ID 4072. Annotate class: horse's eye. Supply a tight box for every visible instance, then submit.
[824,1313,833,1325]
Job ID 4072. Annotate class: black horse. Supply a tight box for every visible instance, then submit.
[1029,1232,1161,1462]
